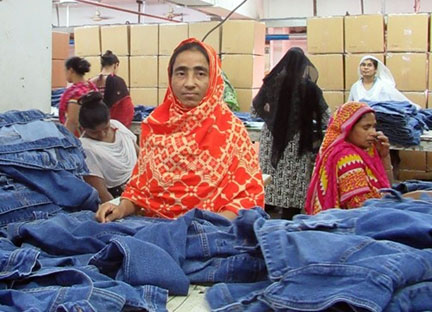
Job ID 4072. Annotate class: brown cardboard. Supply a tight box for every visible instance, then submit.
[51,59,67,88]
[323,91,344,113]
[344,91,350,102]
[428,55,432,90]
[74,26,101,56]
[130,24,159,56]
[189,22,221,54]
[427,152,432,171]
[308,54,344,90]
[403,92,427,108]
[52,32,69,60]
[344,15,385,53]
[344,54,384,91]
[428,92,432,108]
[101,25,129,56]
[158,88,168,105]
[130,56,158,88]
[387,14,429,52]
[386,53,427,91]
[398,170,432,180]
[130,88,159,107]
[221,20,265,55]
[307,16,344,54]
[158,24,189,56]
[158,55,170,88]
[221,54,265,89]
[117,56,130,86]
[83,56,101,82]
[236,88,259,112]
[399,151,426,171]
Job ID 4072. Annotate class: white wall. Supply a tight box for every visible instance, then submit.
[0,0,51,113]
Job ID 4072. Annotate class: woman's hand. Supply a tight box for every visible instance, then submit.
[95,199,137,223]
[374,131,390,159]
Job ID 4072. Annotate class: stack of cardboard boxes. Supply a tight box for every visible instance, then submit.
[220,20,266,112]
[51,31,70,89]
[72,21,265,112]
[307,13,432,180]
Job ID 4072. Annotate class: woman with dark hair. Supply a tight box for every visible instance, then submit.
[89,50,134,127]
[59,56,97,136]
[253,47,330,219]
[95,38,264,223]
[79,91,139,203]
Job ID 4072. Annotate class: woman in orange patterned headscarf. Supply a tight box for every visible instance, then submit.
[304,102,393,215]
[96,38,264,222]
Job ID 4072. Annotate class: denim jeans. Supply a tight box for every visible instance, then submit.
[392,179,432,193]
[206,201,432,311]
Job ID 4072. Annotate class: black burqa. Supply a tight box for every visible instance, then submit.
[104,74,129,108]
[253,47,328,168]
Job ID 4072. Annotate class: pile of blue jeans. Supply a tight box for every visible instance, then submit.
[1,191,432,310]
[363,100,426,146]
[51,88,65,108]
[0,109,99,225]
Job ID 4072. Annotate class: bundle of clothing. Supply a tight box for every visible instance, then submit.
[0,189,432,310]
[0,109,99,226]
[364,100,426,146]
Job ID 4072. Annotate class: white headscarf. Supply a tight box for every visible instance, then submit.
[358,55,396,87]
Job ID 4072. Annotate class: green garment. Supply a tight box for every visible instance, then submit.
[222,71,240,111]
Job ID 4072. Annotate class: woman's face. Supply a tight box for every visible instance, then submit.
[84,121,110,141]
[359,59,377,79]
[347,112,377,149]
[170,49,210,108]
[65,67,74,83]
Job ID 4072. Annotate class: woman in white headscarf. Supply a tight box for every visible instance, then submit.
[348,55,419,108]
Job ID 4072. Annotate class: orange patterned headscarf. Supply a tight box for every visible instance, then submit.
[305,102,390,215]
[122,38,264,219]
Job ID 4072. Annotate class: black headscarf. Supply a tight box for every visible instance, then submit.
[253,47,327,168]
[103,74,129,108]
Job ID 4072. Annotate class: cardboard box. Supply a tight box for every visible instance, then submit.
[159,88,167,104]
[398,170,432,180]
[159,24,189,56]
[399,151,426,171]
[130,24,158,56]
[387,14,429,52]
[428,92,432,108]
[221,54,265,89]
[51,59,67,88]
[307,16,344,54]
[222,20,265,55]
[117,56,130,86]
[158,55,170,88]
[130,56,158,88]
[403,92,427,108]
[189,22,221,54]
[101,25,129,56]
[130,88,159,107]
[236,88,259,112]
[344,15,384,53]
[83,56,101,81]
[427,152,432,171]
[74,26,101,57]
[344,91,350,102]
[52,31,69,60]
[323,91,344,113]
[386,53,427,91]
[308,54,344,90]
[344,54,384,91]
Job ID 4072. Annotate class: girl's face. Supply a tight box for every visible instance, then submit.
[84,121,110,141]
[65,67,75,83]
[359,59,377,79]
[347,112,378,149]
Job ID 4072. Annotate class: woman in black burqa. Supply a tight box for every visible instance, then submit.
[253,47,330,219]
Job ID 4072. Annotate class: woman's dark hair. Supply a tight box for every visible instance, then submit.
[365,58,378,69]
[168,42,209,78]
[65,56,91,76]
[78,91,110,129]
[101,50,119,68]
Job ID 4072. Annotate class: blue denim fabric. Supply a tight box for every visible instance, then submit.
[363,100,425,146]
[133,105,155,121]
[392,179,432,193]
[0,110,46,127]
[384,281,432,311]
[0,165,99,213]
[419,108,432,129]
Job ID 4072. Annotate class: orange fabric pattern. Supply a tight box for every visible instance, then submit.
[122,38,264,218]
